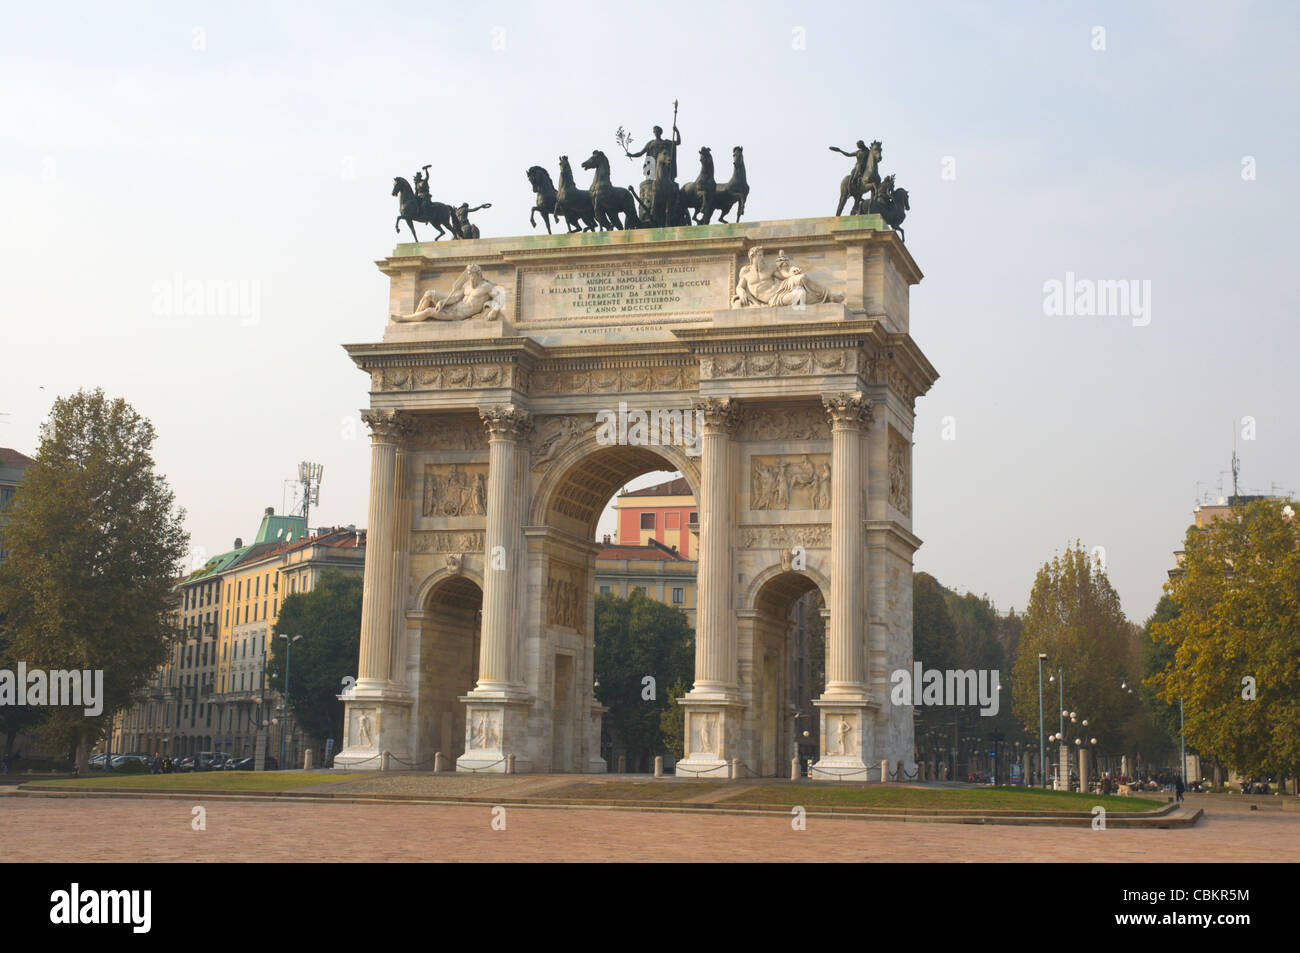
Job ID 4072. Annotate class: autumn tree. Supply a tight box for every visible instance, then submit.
[0,390,188,771]
[1148,498,1300,780]
[1011,543,1137,755]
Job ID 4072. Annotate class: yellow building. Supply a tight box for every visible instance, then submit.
[596,477,699,627]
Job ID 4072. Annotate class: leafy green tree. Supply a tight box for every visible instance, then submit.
[658,676,690,763]
[0,614,48,759]
[1011,543,1137,754]
[1134,595,1182,761]
[268,569,363,748]
[1148,498,1300,780]
[594,590,693,769]
[0,390,188,771]
[913,572,957,672]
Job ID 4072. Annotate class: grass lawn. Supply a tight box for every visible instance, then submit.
[535,781,726,801]
[23,772,355,793]
[730,785,1162,813]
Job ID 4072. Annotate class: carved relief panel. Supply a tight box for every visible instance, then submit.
[422,463,489,518]
[887,428,911,517]
[546,562,586,634]
[750,453,832,511]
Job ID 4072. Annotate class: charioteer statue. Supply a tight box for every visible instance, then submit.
[618,102,683,228]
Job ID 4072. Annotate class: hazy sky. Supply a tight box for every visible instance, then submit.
[2,2,1296,623]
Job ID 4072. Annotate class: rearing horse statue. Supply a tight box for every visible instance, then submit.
[582,150,640,230]
[555,156,598,232]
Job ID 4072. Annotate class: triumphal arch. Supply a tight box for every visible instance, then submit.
[334,215,937,780]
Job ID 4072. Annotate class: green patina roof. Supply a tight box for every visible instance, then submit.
[185,511,307,582]
[252,512,306,546]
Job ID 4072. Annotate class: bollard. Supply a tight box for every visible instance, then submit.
[381,750,392,772]
[506,753,516,774]
[303,749,314,770]
[434,751,446,773]
[654,756,663,778]
[881,759,890,782]
[791,757,800,781]
[617,755,626,774]
[730,758,740,780]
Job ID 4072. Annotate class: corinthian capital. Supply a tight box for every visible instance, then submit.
[822,392,873,430]
[479,404,533,440]
[361,409,414,444]
[694,396,744,435]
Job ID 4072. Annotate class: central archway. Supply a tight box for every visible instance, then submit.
[527,438,701,772]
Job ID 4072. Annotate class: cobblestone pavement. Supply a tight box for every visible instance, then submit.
[2,795,1295,862]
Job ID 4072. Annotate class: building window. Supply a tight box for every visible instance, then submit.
[672,587,684,604]
[632,585,645,596]
[640,512,656,530]
[688,511,697,523]
[599,586,611,595]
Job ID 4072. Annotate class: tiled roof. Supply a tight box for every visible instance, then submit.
[0,448,36,468]
[620,476,692,498]
[597,542,690,562]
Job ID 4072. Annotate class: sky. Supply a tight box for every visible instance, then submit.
[2,1,1297,623]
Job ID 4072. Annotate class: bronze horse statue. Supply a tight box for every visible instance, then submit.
[556,156,599,232]
[678,146,716,224]
[834,140,883,216]
[871,176,910,242]
[582,150,640,230]
[526,166,559,234]
[392,176,458,241]
[693,145,748,223]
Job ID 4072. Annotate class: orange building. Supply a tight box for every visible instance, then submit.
[612,476,698,558]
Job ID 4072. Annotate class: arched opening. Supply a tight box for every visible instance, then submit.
[536,442,700,773]
[749,570,826,777]
[416,575,482,765]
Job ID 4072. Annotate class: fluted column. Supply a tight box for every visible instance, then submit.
[822,392,872,698]
[389,438,413,688]
[357,410,410,689]
[692,397,742,696]
[474,404,532,694]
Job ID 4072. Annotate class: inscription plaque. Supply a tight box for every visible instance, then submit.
[518,257,732,325]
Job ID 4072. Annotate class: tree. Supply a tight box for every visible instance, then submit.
[1135,595,1182,762]
[594,590,693,769]
[0,390,188,771]
[0,613,48,760]
[268,569,363,749]
[658,676,690,763]
[1148,498,1300,780]
[1011,543,1137,756]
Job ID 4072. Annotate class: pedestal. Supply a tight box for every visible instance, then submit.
[674,701,744,779]
[334,686,412,770]
[809,698,876,782]
[456,695,533,774]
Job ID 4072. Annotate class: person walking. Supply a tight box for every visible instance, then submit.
[1174,774,1185,803]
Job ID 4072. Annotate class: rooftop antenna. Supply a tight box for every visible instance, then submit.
[297,461,323,534]
[1231,425,1241,502]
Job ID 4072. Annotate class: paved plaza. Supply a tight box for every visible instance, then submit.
[2,793,1293,862]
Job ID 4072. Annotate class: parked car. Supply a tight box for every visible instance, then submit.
[174,756,196,772]
[223,757,254,771]
[194,751,233,771]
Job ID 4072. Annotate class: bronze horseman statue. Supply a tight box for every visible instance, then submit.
[830,138,910,241]
[391,164,490,241]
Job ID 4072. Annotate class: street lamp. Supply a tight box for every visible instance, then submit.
[278,633,303,770]
[1037,653,1048,788]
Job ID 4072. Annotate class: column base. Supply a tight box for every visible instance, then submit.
[334,687,413,771]
[674,696,745,779]
[455,693,533,774]
[809,695,877,783]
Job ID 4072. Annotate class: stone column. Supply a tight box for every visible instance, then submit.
[356,410,408,690]
[389,440,414,690]
[691,396,742,696]
[335,409,413,770]
[458,404,533,774]
[675,397,742,779]
[821,392,872,698]
[809,393,876,782]
[475,404,532,693]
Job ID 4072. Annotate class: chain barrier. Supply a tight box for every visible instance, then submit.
[673,762,730,777]
[458,757,507,773]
